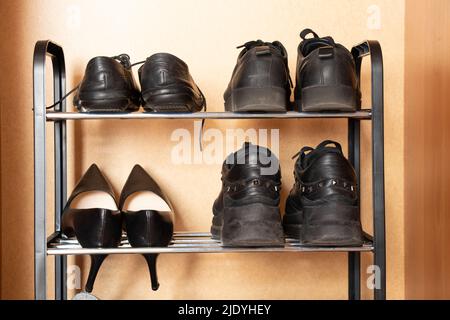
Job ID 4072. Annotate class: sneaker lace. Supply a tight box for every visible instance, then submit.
[291,140,343,167]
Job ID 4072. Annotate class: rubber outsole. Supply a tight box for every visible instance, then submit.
[297,85,360,112]
[142,91,204,113]
[210,225,222,240]
[302,204,363,247]
[75,98,140,113]
[219,203,284,247]
[225,87,288,113]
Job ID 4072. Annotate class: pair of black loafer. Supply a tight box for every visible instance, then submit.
[74,53,205,113]
[61,164,174,293]
[225,28,360,112]
[211,141,364,247]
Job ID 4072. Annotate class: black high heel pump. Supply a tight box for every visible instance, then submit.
[61,164,122,293]
[119,165,174,291]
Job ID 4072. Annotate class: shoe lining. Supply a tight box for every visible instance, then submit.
[122,191,171,212]
[70,191,118,210]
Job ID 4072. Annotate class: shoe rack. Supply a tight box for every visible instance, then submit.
[33,40,385,300]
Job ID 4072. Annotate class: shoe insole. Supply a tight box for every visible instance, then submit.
[122,191,171,212]
[70,191,118,210]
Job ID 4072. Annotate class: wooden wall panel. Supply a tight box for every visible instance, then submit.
[404,0,450,299]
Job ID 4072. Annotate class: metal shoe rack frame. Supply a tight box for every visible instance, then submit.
[33,40,385,300]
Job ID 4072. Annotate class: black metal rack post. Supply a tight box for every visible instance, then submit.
[33,40,385,300]
[348,41,386,300]
[33,40,68,300]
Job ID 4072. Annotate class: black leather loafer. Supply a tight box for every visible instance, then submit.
[295,29,361,112]
[283,140,364,246]
[211,142,284,247]
[138,53,205,112]
[74,54,141,113]
[61,164,122,293]
[120,165,174,291]
[224,40,292,112]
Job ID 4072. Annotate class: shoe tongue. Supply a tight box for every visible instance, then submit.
[298,29,335,56]
[300,36,335,56]
[238,40,286,57]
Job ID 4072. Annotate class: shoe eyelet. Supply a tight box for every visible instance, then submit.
[332,180,337,185]
[253,179,260,186]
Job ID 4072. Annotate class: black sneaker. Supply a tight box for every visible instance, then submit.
[74,54,141,113]
[211,142,284,247]
[138,53,205,112]
[224,40,292,112]
[294,29,360,112]
[283,140,364,246]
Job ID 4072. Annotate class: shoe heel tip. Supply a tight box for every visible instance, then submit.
[152,283,160,291]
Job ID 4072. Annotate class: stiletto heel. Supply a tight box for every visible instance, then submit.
[85,254,107,293]
[61,164,122,294]
[143,254,160,291]
[120,165,174,291]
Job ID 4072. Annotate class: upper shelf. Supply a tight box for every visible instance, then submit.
[46,110,372,121]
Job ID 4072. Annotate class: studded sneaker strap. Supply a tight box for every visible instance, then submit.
[222,177,281,193]
[298,177,357,196]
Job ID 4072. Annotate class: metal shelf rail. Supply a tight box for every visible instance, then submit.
[45,110,372,120]
[47,232,374,255]
[33,40,385,300]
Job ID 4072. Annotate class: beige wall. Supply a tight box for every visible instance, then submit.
[0,0,405,299]
[404,0,450,299]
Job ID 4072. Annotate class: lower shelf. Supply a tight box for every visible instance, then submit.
[47,232,374,255]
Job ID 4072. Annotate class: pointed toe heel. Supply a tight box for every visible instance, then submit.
[61,164,122,293]
[120,165,174,291]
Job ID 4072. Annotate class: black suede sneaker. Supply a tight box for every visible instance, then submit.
[138,53,205,112]
[74,54,141,113]
[224,40,292,112]
[283,140,364,246]
[295,29,360,112]
[211,142,284,247]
